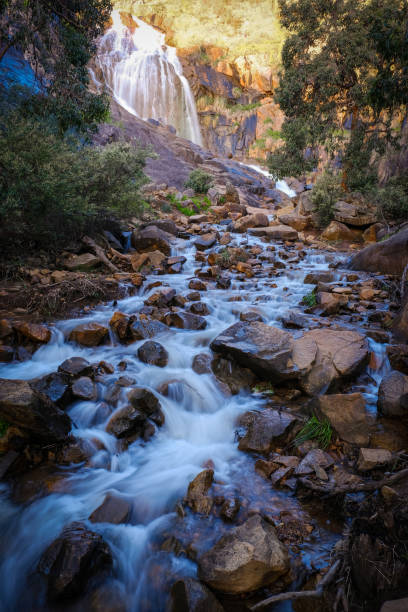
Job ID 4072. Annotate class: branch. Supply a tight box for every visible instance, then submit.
[82,236,119,273]
[250,560,341,610]
[299,467,408,497]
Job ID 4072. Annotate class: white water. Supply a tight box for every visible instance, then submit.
[239,163,297,197]
[0,228,339,610]
[92,10,202,145]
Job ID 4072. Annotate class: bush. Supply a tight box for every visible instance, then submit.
[295,415,332,449]
[184,169,214,194]
[0,116,152,252]
[311,171,344,227]
[374,174,408,220]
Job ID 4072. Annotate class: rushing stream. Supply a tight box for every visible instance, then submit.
[0,224,345,611]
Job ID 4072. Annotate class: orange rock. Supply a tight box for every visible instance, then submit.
[13,321,51,343]
[69,322,109,347]
[0,319,13,339]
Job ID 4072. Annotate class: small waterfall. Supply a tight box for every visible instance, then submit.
[92,10,202,145]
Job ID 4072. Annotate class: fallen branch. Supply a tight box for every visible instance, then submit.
[250,560,341,610]
[82,236,119,273]
[299,467,408,497]
[109,247,131,263]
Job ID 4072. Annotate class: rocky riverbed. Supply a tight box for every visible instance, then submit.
[1,170,408,612]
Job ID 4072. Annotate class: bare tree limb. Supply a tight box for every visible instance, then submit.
[82,236,119,273]
[250,560,341,610]
[299,467,408,497]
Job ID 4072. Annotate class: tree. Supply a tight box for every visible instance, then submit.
[0,0,113,132]
[269,0,408,190]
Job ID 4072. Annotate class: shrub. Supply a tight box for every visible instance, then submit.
[0,116,152,252]
[311,171,344,227]
[295,415,332,449]
[374,174,408,220]
[302,291,317,307]
[184,169,214,194]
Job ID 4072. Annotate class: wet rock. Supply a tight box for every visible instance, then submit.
[233,213,269,233]
[377,370,408,417]
[248,225,298,241]
[37,522,112,601]
[349,228,408,276]
[192,353,212,374]
[220,496,240,522]
[387,344,408,375]
[0,318,13,338]
[127,387,164,426]
[0,345,14,362]
[294,449,334,476]
[69,323,109,347]
[216,277,231,290]
[304,271,335,284]
[186,469,214,515]
[58,356,92,377]
[188,302,210,316]
[145,287,176,308]
[255,459,279,479]
[211,356,255,394]
[194,233,217,251]
[238,409,296,454]
[131,226,172,255]
[145,219,178,236]
[317,291,346,315]
[169,577,224,612]
[188,279,207,291]
[210,322,295,380]
[65,253,100,271]
[321,221,358,242]
[357,448,392,472]
[89,493,131,524]
[164,312,207,330]
[130,319,168,341]
[131,250,166,272]
[270,466,294,487]
[198,514,289,594]
[0,379,71,443]
[281,311,310,329]
[138,340,169,367]
[72,377,97,401]
[13,321,51,343]
[314,393,370,446]
[58,439,93,465]
[240,310,264,323]
[31,372,71,407]
[106,404,147,439]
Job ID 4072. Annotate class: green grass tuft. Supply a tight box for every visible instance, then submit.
[295,415,333,449]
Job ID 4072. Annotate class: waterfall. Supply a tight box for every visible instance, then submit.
[92,10,202,145]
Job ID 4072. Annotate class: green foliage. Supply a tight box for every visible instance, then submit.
[268,117,320,179]
[374,174,408,220]
[232,86,243,98]
[166,192,211,216]
[228,102,261,113]
[311,172,344,227]
[184,169,214,194]
[0,116,151,252]
[254,138,266,150]
[302,292,317,307]
[0,420,8,438]
[265,128,282,140]
[295,416,333,450]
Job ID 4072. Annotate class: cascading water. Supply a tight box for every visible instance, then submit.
[91,10,202,145]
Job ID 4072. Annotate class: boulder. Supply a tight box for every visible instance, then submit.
[377,370,408,417]
[89,493,131,524]
[31,372,71,407]
[387,344,408,375]
[131,226,173,255]
[248,225,298,241]
[65,253,100,271]
[314,393,370,446]
[186,469,214,515]
[37,522,112,601]
[357,448,392,471]
[58,357,92,377]
[321,221,359,242]
[169,578,224,612]
[277,213,309,231]
[131,250,166,272]
[72,377,97,401]
[0,379,71,442]
[129,319,168,341]
[194,233,217,251]
[211,356,255,394]
[238,409,296,454]
[333,199,377,227]
[188,279,207,291]
[164,312,207,330]
[137,341,169,367]
[106,404,148,440]
[127,387,164,425]
[13,321,51,343]
[192,353,212,374]
[349,228,408,276]
[188,302,210,316]
[69,323,109,347]
[233,213,269,233]
[393,300,408,343]
[198,515,289,594]
[317,291,347,315]
[145,219,178,236]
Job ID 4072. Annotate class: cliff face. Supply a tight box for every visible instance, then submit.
[112,1,285,159]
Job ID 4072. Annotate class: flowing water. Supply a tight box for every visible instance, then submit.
[0,227,343,611]
[91,10,202,145]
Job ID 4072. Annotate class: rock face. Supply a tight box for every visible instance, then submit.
[37,522,112,601]
[0,379,71,442]
[198,515,289,594]
[349,228,408,276]
[169,578,224,612]
[69,323,109,347]
[314,393,370,446]
[377,370,408,417]
[238,409,296,454]
[131,226,173,255]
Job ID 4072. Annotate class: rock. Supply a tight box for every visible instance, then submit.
[377,370,408,417]
[192,353,212,374]
[145,219,178,236]
[186,469,214,514]
[333,199,377,227]
[304,271,335,284]
[164,312,207,330]
[321,221,358,242]
[188,279,207,291]
[58,439,93,465]
[89,493,131,524]
[69,323,109,347]
[65,253,100,271]
[131,226,173,255]
[13,321,51,343]
[30,372,71,407]
[238,409,296,454]
[169,578,224,612]
[197,515,289,594]
[277,213,309,231]
[145,287,176,308]
[188,302,210,316]
[37,522,112,601]
[131,250,166,272]
[317,291,346,315]
[129,319,168,341]
[210,322,295,380]
[233,213,269,233]
[387,344,408,374]
[0,319,13,338]
[349,228,408,276]
[357,448,392,471]
[58,357,92,377]
[137,341,169,367]
[127,387,164,425]
[106,405,147,439]
[248,225,298,241]
[394,299,408,343]
[380,598,408,612]
[211,356,256,394]
[0,346,14,362]
[281,311,310,329]
[72,377,97,401]
[314,393,370,446]
[0,379,71,442]
[194,233,217,251]
[188,214,208,224]
[295,449,334,476]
